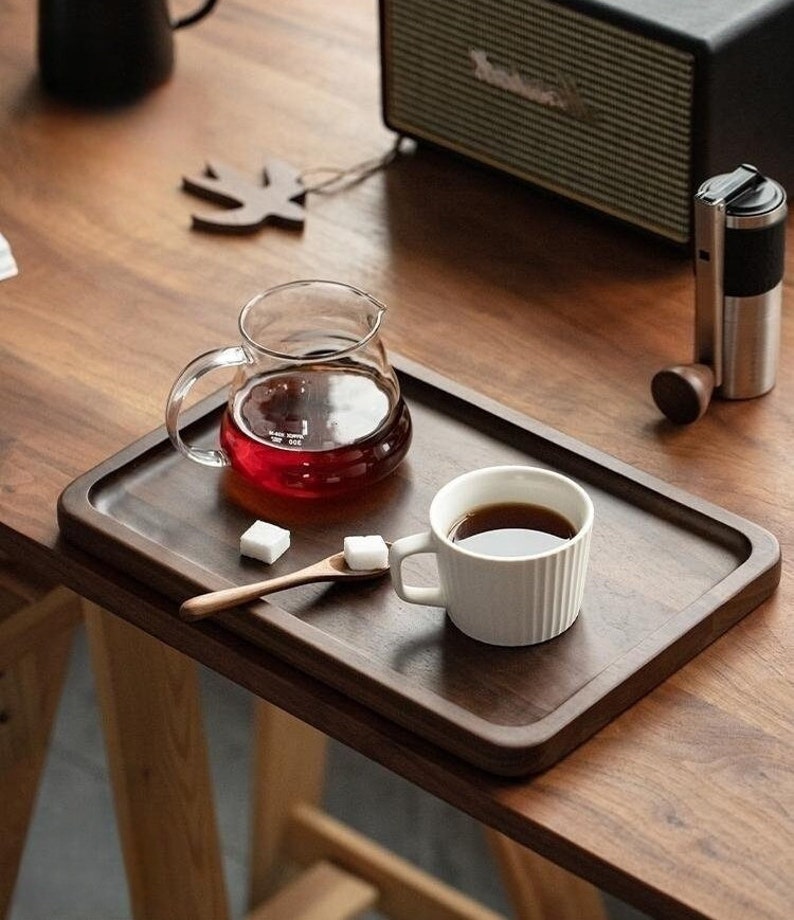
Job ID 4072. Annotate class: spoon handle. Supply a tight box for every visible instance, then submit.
[180,567,320,620]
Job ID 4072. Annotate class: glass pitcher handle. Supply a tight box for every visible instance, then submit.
[165,345,247,468]
[172,0,219,30]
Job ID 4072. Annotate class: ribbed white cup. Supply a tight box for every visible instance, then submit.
[390,466,594,646]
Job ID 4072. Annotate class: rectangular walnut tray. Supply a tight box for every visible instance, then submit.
[57,356,780,775]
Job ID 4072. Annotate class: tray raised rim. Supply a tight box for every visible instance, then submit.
[57,355,781,774]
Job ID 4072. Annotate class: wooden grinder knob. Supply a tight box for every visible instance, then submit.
[651,363,715,424]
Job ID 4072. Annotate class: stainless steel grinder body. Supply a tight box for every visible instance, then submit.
[694,165,787,399]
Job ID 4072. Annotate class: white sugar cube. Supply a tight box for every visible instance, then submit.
[344,535,388,571]
[240,520,290,564]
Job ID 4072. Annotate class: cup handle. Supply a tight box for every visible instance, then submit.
[172,0,219,30]
[389,532,446,607]
[165,345,248,468]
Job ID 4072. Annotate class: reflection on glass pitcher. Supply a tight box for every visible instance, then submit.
[165,280,413,500]
[38,0,219,105]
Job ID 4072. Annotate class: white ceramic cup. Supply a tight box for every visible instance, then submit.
[389,465,594,646]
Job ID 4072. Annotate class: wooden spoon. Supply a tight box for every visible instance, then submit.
[179,550,390,621]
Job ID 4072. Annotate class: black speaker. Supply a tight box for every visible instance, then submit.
[379,0,794,242]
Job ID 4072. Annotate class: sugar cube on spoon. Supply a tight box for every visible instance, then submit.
[344,535,389,570]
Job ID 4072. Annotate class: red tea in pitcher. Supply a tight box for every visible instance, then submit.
[219,366,412,498]
[166,281,412,498]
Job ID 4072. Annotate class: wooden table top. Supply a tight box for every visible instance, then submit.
[1,2,792,918]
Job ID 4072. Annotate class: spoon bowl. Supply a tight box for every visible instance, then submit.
[180,549,390,621]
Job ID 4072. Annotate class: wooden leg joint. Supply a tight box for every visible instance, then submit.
[281,802,507,920]
[246,860,378,920]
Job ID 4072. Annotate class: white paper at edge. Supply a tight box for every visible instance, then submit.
[0,232,19,280]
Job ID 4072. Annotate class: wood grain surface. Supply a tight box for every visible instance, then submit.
[1,1,793,918]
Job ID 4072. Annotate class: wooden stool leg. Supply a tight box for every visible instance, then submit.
[0,584,80,920]
[249,700,605,920]
[248,699,329,907]
[486,830,607,920]
[84,603,230,920]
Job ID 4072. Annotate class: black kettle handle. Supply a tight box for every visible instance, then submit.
[173,0,218,29]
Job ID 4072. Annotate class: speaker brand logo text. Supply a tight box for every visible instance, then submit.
[469,50,590,120]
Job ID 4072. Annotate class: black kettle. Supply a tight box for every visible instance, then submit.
[38,0,218,105]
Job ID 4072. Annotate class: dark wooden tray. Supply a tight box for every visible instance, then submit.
[58,357,780,775]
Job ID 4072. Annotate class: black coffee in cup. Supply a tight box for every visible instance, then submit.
[449,502,576,557]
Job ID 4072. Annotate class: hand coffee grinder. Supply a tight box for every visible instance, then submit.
[652,164,787,424]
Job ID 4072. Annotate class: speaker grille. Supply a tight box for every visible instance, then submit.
[382,0,694,241]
